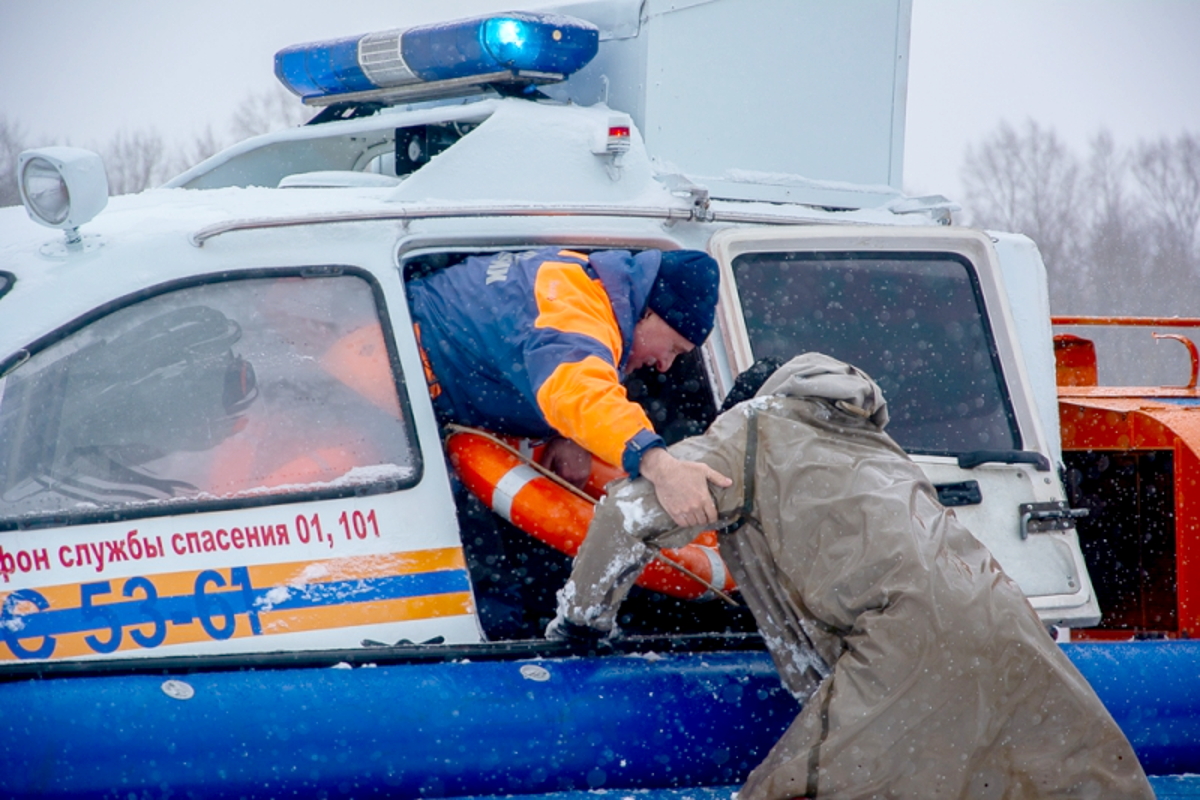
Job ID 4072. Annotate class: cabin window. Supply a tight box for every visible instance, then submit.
[731,252,1019,454]
[0,272,418,527]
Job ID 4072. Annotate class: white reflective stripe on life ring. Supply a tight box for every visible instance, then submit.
[492,464,540,523]
[699,545,725,599]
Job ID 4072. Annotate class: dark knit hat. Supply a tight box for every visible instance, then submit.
[647,250,720,346]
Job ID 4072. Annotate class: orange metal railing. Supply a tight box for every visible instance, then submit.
[1052,316,1200,389]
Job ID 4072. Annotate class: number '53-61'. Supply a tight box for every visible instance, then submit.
[2,567,260,660]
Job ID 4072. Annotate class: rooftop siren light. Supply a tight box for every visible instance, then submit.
[275,12,600,106]
[18,147,109,255]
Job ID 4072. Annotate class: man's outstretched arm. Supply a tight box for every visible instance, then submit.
[548,413,747,639]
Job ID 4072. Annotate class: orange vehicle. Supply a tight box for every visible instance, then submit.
[1055,317,1200,640]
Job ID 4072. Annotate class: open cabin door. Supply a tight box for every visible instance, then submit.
[708,226,1100,628]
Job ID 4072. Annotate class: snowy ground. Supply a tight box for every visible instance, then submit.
[461,791,737,800]
[463,776,1200,799]
[1152,775,1200,798]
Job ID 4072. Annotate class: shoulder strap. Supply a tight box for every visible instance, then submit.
[715,408,760,538]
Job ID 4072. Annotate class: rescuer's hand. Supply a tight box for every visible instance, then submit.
[539,437,592,488]
[639,447,732,528]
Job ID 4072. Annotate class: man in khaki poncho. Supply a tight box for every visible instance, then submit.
[548,353,1152,799]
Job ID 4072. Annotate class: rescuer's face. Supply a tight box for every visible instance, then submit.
[627,311,694,374]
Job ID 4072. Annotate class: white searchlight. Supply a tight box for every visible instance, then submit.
[18,147,109,254]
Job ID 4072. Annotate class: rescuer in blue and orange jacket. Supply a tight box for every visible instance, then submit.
[406,247,732,528]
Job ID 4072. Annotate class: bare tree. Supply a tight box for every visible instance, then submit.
[0,116,29,207]
[165,125,229,178]
[1131,133,1200,284]
[189,125,228,163]
[229,85,314,140]
[1081,131,1150,311]
[163,86,313,179]
[103,128,169,195]
[961,119,1086,308]
[1072,132,1162,382]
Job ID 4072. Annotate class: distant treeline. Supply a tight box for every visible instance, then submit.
[960,121,1200,385]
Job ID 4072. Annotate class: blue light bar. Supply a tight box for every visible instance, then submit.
[275,12,600,103]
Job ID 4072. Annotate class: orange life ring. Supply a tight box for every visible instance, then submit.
[446,430,736,601]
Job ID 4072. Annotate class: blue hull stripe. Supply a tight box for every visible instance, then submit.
[4,569,471,640]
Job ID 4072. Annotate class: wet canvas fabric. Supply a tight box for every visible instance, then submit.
[557,353,1153,799]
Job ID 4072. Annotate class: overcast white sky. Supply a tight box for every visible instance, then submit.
[2,0,1198,202]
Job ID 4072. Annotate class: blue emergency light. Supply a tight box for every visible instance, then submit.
[275,12,600,104]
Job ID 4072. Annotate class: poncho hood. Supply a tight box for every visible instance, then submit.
[757,352,890,429]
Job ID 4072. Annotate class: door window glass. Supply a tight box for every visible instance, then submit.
[0,273,417,525]
[732,252,1018,454]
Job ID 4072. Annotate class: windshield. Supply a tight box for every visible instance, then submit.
[732,251,1019,454]
[0,272,418,527]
